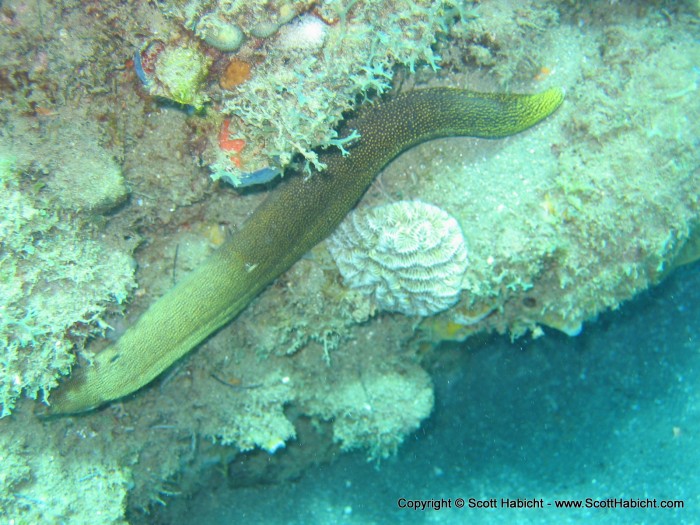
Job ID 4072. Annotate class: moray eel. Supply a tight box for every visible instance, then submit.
[47,87,563,414]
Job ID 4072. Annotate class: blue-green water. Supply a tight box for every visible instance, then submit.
[153,265,700,524]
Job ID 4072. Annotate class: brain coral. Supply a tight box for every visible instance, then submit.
[328,200,468,316]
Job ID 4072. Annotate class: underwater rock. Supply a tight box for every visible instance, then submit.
[150,43,211,110]
[195,14,245,52]
[327,369,434,460]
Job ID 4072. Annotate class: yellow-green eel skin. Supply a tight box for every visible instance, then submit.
[47,87,563,414]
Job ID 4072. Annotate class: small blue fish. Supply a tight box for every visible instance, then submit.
[221,166,282,188]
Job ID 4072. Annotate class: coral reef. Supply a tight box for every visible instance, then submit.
[383,3,700,342]
[219,59,252,90]
[443,0,559,85]
[0,151,135,417]
[328,200,468,316]
[0,0,698,523]
[195,13,245,52]
[317,369,434,460]
[46,86,561,415]
[146,43,212,110]
[0,414,131,524]
[276,14,329,52]
[161,0,472,183]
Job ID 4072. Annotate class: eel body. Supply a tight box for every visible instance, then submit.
[47,87,564,414]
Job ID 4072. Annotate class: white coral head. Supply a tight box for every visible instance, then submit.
[328,200,468,316]
[277,14,328,52]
